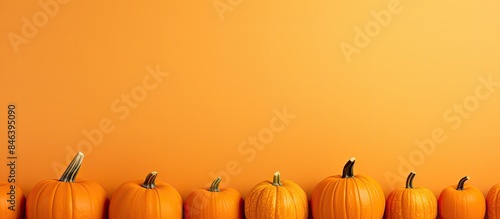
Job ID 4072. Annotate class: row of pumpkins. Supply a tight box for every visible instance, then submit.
[2,152,500,219]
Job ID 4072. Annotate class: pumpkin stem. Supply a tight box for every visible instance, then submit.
[141,172,158,189]
[209,177,222,192]
[341,157,356,178]
[406,171,416,189]
[456,176,470,191]
[59,152,84,182]
[272,171,282,186]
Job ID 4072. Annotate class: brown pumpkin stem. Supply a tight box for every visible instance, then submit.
[141,172,158,189]
[406,171,416,189]
[209,177,222,192]
[342,157,356,178]
[59,152,84,182]
[456,176,470,191]
[272,171,282,186]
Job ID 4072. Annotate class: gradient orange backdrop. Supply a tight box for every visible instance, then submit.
[1,0,500,203]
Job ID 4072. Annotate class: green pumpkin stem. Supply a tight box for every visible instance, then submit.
[342,157,356,178]
[209,177,222,192]
[59,152,84,183]
[141,172,158,189]
[406,171,416,189]
[456,176,470,191]
[272,171,282,186]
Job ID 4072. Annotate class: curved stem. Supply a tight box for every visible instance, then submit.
[406,171,416,189]
[209,177,222,192]
[341,157,356,178]
[141,172,158,189]
[272,171,282,186]
[59,152,84,182]
[456,176,470,191]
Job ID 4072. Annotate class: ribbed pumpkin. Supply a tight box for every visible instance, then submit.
[245,171,308,219]
[487,183,500,219]
[26,152,108,219]
[438,176,485,219]
[184,177,243,219]
[108,171,182,218]
[311,157,385,218]
[385,171,437,219]
[0,182,25,219]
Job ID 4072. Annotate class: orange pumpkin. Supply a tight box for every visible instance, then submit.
[311,157,385,218]
[385,171,437,219]
[26,152,108,219]
[487,183,500,219]
[245,171,308,219]
[0,182,25,219]
[184,177,243,219]
[109,171,182,218]
[438,176,485,219]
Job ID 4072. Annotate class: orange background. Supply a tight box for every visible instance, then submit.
[1,0,500,202]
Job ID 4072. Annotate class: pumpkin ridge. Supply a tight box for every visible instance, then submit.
[408,188,413,217]
[363,175,385,216]
[79,181,96,218]
[341,178,349,218]
[117,182,137,218]
[320,178,336,218]
[30,180,50,218]
[354,177,368,218]
[429,190,436,217]
[213,192,219,218]
[398,189,405,218]
[251,185,266,217]
[419,190,426,216]
[356,175,375,218]
[274,185,279,219]
[283,181,302,215]
[337,178,347,218]
[416,189,423,217]
[51,182,63,218]
[487,185,500,218]
[257,184,273,218]
[69,182,75,218]
[464,191,469,217]
[131,185,145,217]
[154,186,162,217]
[218,191,231,218]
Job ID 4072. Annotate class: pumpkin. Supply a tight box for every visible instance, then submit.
[108,171,182,218]
[245,171,308,219]
[26,152,108,219]
[487,183,500,219]
[385,171,437,219]
[184,177,243,219]
[311,157,385,218]
[438,176,485,219]
[0,182,25,219]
